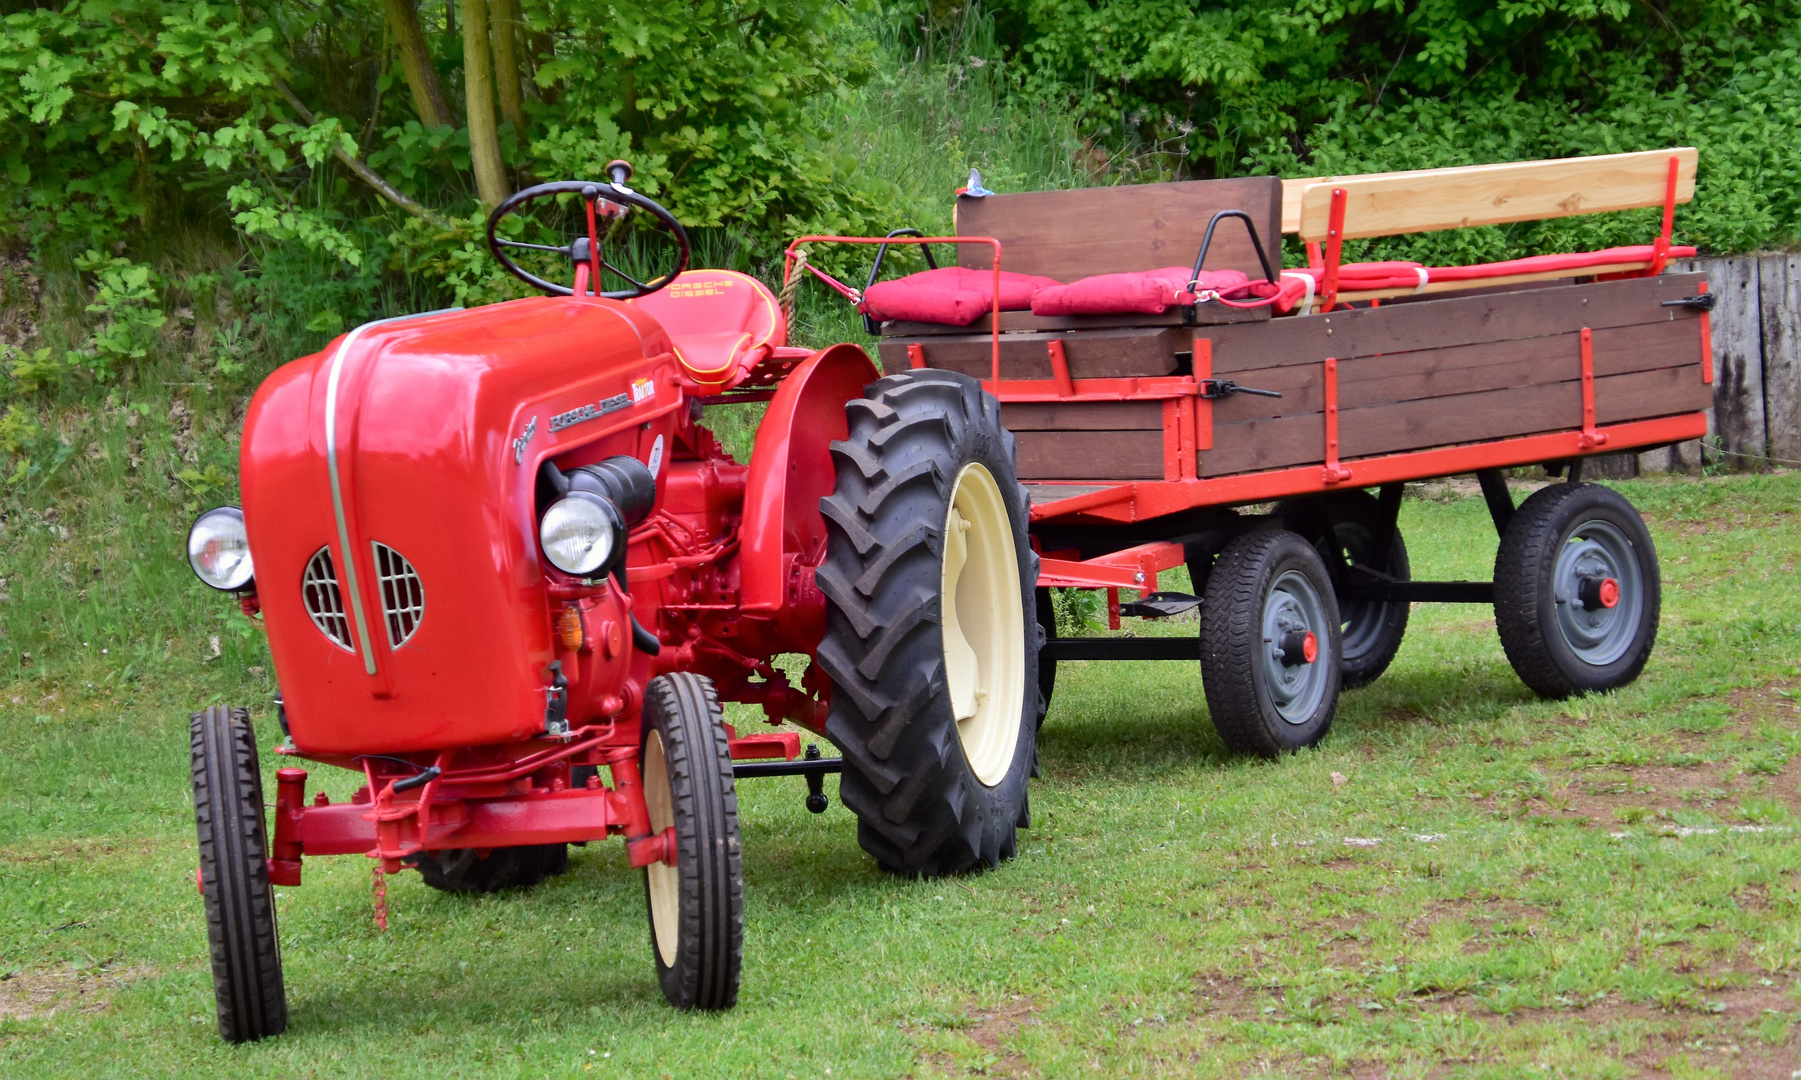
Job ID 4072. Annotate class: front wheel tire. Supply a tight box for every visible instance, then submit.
[191,705,287,1043]
[1494,482,1660,698]
[640,672,743,1011]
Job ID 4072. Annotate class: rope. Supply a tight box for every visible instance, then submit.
[780,249,808,324]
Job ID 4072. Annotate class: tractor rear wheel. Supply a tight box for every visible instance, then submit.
[640,672,743,1010]
[411,844,568,894]
[818,369,1042,877]
[190,705,286,1043]
[1199,531,1343,756]
[1494,482,1660,698]
[1276,490,1411,689]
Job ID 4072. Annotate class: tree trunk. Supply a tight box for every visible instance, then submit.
[383,0,453,129]
[489,0,527,133]
[461,0,508,207]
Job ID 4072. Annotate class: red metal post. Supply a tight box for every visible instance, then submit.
[1648,154,1679,275]
[1193,338,1214,452]
[1321,356,1353,484]
[1697,281,1714,385]
[584,196,602,294]
[1578,326,1607,449]
[1320,188,1348,313]
[1047,339,1075,397]
[269,767,308,886]
[907,343,926,370]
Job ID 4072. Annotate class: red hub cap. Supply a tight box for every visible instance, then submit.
[1598,577,1620,609]
[1301,631,1319,664]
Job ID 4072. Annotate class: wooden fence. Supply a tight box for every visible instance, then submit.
[1591,255,1801,476]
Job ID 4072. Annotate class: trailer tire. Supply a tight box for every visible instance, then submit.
[1035,586,1057,720]
[190,705,286,1043]
[411,843,569,894]
[1494,482,1660,698]
[818,369,1041,877]
[1200,531,1343,756]
[641,673,743,1011]
[1277,491,1411,689]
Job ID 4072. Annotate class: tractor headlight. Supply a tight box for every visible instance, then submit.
[539,492,624,577]
[188,506,255,591]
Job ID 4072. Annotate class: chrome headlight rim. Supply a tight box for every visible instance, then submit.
[538,491,625,578]
[187,505,256,592]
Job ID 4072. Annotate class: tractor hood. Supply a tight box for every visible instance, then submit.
[241,296,683,755]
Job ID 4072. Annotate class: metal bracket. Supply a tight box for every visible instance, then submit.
[1118,591,1202,618]
[1661,293,1716,312]
[1198,379,1281,400]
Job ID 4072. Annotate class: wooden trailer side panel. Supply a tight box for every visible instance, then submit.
[1197,274,1713,477]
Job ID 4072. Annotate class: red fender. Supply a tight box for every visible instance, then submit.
[739,343,881,616]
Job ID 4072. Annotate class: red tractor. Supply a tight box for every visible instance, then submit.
[188,149,1704,1042]
[185,164,1042,1040]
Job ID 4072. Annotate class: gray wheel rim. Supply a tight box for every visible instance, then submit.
[1553,518,1643,666]
[1261,569,1331,724]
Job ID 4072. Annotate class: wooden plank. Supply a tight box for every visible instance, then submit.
[1015,430,1164,481]
[1201,274,1705,373]
[954,177,1283,282]
[1759,254,1801,465]
[1208,321,1700,425]
[1002,401,1164,431]
[1202,364,1713,477]
[1295,147,1698,242]
[878,328,1177,380]
[1710,257,1767,466]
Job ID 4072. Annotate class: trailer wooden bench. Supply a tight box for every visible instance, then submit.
[787,146,1713,753]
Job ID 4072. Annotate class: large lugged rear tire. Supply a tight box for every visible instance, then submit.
[640,672,743,1011]
[1199,531,1343,756]
[190,705,286,1043]
[817,369,1042,877]
[1494,482,1660,698]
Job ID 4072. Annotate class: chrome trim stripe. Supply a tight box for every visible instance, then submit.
[323,308,460,675]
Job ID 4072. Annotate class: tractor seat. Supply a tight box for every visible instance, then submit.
[629,269,789,389]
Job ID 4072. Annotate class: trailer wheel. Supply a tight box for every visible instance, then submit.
[411,843,568,894]
[640,672,743,1010]
[1035,586,1057,719]
[190,705,286,1043]
[1199,531,1343,756]
[1277,491,1411,689]
[818,369,1041,877]
[1494,482,1660,698]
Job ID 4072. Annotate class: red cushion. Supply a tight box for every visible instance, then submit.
[1030,267,1275,317]
[860,267,1062,326]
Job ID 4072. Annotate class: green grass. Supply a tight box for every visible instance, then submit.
[2,472,1798,1078]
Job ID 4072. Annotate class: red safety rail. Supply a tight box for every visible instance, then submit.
[784,236,1005,389]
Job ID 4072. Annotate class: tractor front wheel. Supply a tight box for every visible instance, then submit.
[1199,531,1343,756]
[818,369,1042,877]
[190,705,287,1042]
[640,672,743,1010]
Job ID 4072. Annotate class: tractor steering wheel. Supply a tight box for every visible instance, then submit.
[486,160,691,299]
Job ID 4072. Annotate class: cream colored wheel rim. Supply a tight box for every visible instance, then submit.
[643,730,679,966]
[941,462,1026,787]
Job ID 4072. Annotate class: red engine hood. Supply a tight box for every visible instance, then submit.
[242,296,683,755]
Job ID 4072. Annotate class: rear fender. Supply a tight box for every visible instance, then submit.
[739,343,880,616]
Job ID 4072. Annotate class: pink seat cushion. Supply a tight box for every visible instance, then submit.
[860,267,1063,326]
[1030,267,1277,317]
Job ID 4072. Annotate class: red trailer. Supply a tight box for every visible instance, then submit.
[182,150,1708,1041]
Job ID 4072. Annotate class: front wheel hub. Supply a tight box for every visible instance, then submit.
[1578,575,1620,610]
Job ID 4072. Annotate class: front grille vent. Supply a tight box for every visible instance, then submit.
[373,542,424,649]
[301,547,354,651]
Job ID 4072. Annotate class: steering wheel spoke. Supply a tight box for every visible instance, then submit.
[485,176,689,299]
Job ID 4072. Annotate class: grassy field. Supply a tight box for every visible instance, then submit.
[1,471,1798,1078]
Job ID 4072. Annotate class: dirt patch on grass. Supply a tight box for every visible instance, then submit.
[0,963,152,1021]
[912,997,1042,1078]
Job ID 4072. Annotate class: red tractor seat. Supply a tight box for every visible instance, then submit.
[630,269,787,388]
[860,267,1062,326]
